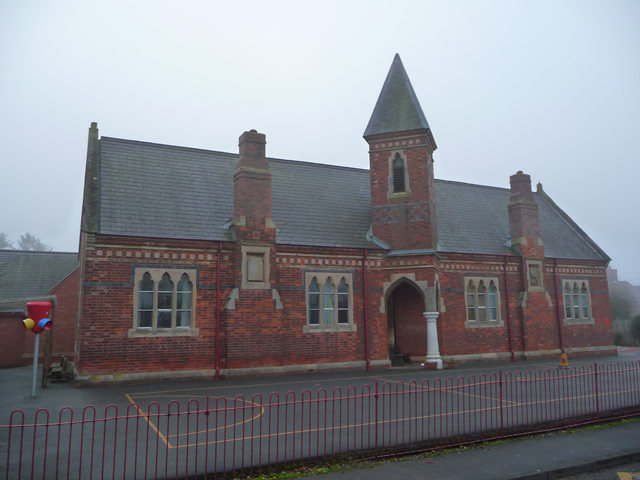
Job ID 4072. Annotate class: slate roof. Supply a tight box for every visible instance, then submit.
[98,138,374,248]
[94,137,608,262]
[363,54,433,139]
[0,250,78,303]
[435,181,607,260]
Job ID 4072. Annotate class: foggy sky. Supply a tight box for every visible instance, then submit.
[1,1,639,284]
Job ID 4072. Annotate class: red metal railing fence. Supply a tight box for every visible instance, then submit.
[2,361,640,479]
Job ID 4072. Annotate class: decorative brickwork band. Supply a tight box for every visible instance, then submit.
[372,202,430,224]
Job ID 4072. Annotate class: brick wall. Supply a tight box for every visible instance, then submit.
[368,132,437,252]
[438,253,614,360]
[76,234,388,377]
[0,312,26,367]
[75,231,615,379]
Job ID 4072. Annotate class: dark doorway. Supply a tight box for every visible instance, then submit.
[387,282,427,362]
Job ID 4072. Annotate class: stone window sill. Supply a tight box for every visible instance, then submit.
[128,328,200,338]
[465,320,504,329]
[303,324,357,334]
[563,317,595,326]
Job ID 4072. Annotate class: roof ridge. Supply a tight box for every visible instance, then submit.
[268,157,369,173]
[101,136,371,173]
[100,136,238,158]
[0,250,78,255]
[434,178,510,192]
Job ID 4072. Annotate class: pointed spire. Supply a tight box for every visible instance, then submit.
[364,54,434,145]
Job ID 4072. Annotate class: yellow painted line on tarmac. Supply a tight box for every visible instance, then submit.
[125,393,171,446]
[125,375,640,450]
[173,400,514,449]
[138,383,640,449]
[372,376,521,406]
[125,393,266,447]
[124,374,377,397]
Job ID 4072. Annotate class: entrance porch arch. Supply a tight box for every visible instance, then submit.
[382,273,442,369]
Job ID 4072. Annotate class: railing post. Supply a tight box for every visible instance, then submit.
[499,370,504,437]
[374,381,379,456]
[594,363,600,421]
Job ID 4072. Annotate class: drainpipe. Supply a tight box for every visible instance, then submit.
[553,259,566,354]
[519,255,529,354]
[363,249,371,371]
[504,254,515,362]
[215,242,222,380]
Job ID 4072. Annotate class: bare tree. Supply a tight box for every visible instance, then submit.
[17,233,52,251]
[0,233,12,249]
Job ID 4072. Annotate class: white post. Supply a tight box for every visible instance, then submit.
[423,312,443,369]
[31,333,40,397]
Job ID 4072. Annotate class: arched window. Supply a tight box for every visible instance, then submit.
[488,281,498,321]
[477,281,487,321]
[132,268,198,334]
[305,272,354,330]
[137,272,154,328]
[176,274,192,328]
[466,280,477,321]
[562,279,592,323]
[392,155,406,193]
[564,284,572,319]
[465,277,502,326]
[323,279,335,326]
[157,273,174,329]
[581,283,589,319]
[572,283,580,319]
[337,278,349,324]
[308,277,320,325]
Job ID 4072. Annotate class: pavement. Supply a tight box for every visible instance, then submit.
[2,348,640,479]
[316,419,640,480]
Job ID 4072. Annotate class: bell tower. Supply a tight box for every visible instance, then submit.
[364,54,438,252]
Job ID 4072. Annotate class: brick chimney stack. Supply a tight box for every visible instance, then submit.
[233,130,276,242]
[507,171,543,257]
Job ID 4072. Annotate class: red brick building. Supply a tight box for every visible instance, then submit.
[0,250,78,367]
[74,55,614,383]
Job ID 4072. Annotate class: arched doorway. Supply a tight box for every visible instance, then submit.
[387,281,427,363]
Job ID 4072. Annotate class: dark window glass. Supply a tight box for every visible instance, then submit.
[138,310,152,329]
[467,281,476,321]
[308,277,320,325]
[337,278,349,324]
[477,281,487,321]
[137,272,154,328]
[488,282,498,321]
[392,156,405,193]
[323,280,335,325]
[157,311,172,329]
[581,284,589,319]
[157,273,173,329]
[572,284,580,319]
[564,285,572,318]
[176,274,192,328]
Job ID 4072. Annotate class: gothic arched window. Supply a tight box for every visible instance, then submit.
[305,272,354,331]
[137,272,154,328]
[133,268,197,333]
[465,277,502,326]
[562,279,592,323]
[392,155,406,193]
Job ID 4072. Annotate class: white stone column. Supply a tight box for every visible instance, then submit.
[423,312,443,369]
